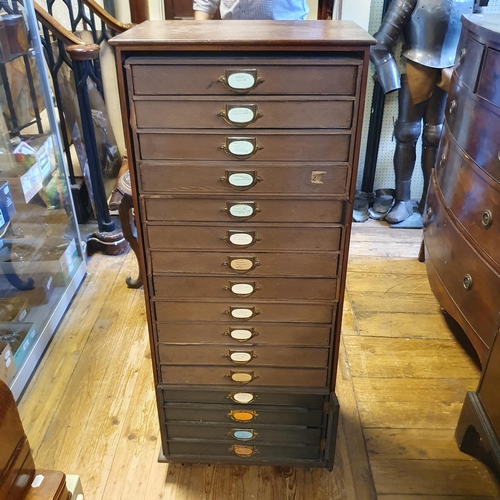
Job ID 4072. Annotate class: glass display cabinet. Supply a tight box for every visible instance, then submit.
[0,0,86,399]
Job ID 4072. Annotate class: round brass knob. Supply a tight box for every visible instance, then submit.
[482,210,492,228]
[463,274,473,290]
[449,100,457,114]
[439,154,446,167]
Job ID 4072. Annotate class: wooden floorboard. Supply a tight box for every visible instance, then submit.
[17,218,500,499]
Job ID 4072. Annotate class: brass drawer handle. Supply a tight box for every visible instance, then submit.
[482,210,493,228]
[449,100,457,114]
[228,409,258,421]
[227,371,259,384]
[229,429,258,441]
[224,327,259,342]
[228,392,257,404]
[225,306,260,320]
[226,350,257,365]
[222,231,260,248]
[230,444,258,457]
[218,69,264,93]
[225,281,259,296]
[458,48,466,65]
[222,201,261,220]
[439,153,446,167]
[221,170,262,191]
[221,137,263,159]
[224,256,260,273]
[219,104,263,127]
[463,274,473,290]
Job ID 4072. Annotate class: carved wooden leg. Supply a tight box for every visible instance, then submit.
[118,193,142,289]
[418,239,425,263]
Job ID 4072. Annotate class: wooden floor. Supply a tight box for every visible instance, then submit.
[17,219,500,499]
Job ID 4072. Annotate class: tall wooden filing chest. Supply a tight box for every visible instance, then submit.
[110,21,374,468]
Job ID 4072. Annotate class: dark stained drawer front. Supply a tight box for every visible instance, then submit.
[137,131,351,162]
[143,198,345,224]
[146,223,343,252]
[165,421,322,445]
[128,58,360,96]
[160,365,328,387]
[477,47,500,108]
[138,161,349,196]
[153,300,335,324]
[454,29,485,92]
[446,77,500,182]
[163,402,323,426]
[133,97,354,129]
[155,322,332,347]
[161,387,326,406]
[436,129,500,268]
[166,440,321,461]
[150,251,339,277]
[425,177,500,349]
[157,344,329,368]
[152,276,337,300]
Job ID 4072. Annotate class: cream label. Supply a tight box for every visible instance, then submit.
[228,140,255,156]
[231,283,254,295]
[229,204,254,218]
[227,72,255,90]
[229,258,253,271]
[230,352,252,363]
[230,329,253,341]
[232,392,254,403]
[230,372,253,383]
[229,233,254,246]
[228,107,255,123]
[228,172,254,187]
[231,308,253,319]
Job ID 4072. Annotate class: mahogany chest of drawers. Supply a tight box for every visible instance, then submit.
[110,21,374,468]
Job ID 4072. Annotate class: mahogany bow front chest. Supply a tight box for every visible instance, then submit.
[110,21,374,468]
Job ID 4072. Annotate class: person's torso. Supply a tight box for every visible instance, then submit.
[220,0,309,20]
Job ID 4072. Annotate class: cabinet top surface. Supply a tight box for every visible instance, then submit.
[462,14,500,43]
[109,20,375,49]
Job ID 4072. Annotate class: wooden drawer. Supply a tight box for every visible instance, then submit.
[165,440,321,461]
[163,402,324,426]
[436,128,500,268]
[137,131,351,162]
[153,300,335,323]
[127,57,360,96]
[424,176,500,349]
[137,161,349,196]
[446,77,500,183]
[454,29,485,92]
[477,47,500,108]
[157,344,329,368]
[142,197,345,224]
[155,322,332,347]
[149,251,339,277]
[152,276,337,300]
[132,96,354,129]
[165,421,322,445]
[160,387,327,406]
[146,223,343,252]
[160,365,328,387]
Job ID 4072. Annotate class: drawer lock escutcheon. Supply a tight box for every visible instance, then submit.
[218,69,264,93]
[463,274,473,290]
[226,350,257,365]
[221,137,263,159]
[224,327,258,342]
[219,104,263,127]
[227,371,259,384]
[221,170,262,190]
[482,210,493,228]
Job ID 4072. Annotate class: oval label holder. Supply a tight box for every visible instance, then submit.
[229,409,257,421]
[231,429,257,441]
[227,231,257,248]
[231,445,257,457]
[230,283,255,295]
[229,351,254,364]
[230,392,255,404]
[228,328,255,341]
[229,204,254,218]
[227,256,257,272]
[228,72,256,90]
[228,106,255,124]
[229,371,256,383]
[228,140,255,156]
[230,308,254,319]
[229,172,254,187]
